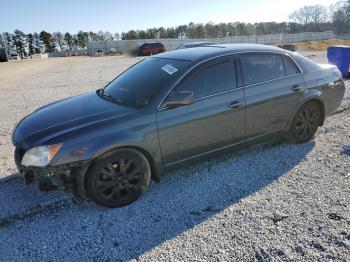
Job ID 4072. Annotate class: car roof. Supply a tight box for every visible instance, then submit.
[154,44,288,62]
[183,41,213,46]
[142,42,162,45]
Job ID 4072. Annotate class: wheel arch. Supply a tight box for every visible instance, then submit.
[76,145,161,199]
[289,97,326,130]
[308,98,325,126]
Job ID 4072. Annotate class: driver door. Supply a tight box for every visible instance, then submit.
[156,57,246,165]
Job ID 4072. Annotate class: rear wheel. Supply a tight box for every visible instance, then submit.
[86,148,151,208]
[289,102,322,143]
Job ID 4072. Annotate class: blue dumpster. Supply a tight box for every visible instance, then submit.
[327,45,350,77]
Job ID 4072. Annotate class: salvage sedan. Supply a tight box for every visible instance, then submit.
[12,44,345,207]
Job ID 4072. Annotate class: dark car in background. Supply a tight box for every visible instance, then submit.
[277,44,297,52]
[138,42,165,56]
[175,41,215,50]
[13,44,345,208]
[0,48,9,62]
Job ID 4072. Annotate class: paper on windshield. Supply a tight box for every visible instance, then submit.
[161,64,178,75]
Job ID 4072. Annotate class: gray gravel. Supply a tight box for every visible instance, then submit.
[0,53,349,261]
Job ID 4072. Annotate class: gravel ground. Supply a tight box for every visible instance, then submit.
[0,52,349,261]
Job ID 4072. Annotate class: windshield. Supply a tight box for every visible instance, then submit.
[101,58,191,108]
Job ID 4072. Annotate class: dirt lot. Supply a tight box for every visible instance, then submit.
[0,53,349,261]
[293,39,350,51]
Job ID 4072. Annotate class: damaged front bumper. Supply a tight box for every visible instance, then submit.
[14,147,92,198]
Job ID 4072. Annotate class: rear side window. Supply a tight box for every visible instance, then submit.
[177,61,236,99]
[290,53,321,73]
[241,53,285,85]
[282,55,299,76]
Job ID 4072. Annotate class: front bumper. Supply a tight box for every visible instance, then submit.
[14,147,92,196]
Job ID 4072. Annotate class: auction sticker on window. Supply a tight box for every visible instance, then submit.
[161,64,178,75]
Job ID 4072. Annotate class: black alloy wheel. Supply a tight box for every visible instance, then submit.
[290,102,322,143]
[86,149,151,208]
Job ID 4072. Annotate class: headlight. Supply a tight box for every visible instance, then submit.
[21,144,62,167]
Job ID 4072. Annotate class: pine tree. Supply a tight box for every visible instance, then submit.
[33,32,42,53]
[73,34,79,50]
[39,31,53,53]
[3,32,14,55]
[64,32,73,51]
[27,33,35,55]
[52,32,64,52]
[0,34,4,48]
[114,33,121,40]
[13,29,27,58]
[77,31,89,49]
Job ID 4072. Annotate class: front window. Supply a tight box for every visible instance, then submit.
[176,61,236,99]
[100,58,191,108]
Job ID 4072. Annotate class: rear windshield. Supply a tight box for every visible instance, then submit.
[103,58,191,107]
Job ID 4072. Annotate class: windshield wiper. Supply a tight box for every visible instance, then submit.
[96,88,125,106]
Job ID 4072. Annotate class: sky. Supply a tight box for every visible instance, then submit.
[0,0,340,34]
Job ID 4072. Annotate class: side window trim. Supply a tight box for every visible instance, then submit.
[234,58,243,88]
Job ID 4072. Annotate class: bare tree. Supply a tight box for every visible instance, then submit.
[309,5,328,24]
[289,5,314,25]
[330,0,350,33]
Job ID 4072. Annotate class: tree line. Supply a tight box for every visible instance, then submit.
[0,1,349,58]
[121,1,349,39]
[0,30,118,58]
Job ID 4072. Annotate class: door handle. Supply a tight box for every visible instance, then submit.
[228,101,242,109]
[291,85,303,93]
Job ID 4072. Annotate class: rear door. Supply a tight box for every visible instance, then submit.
[240,52,305,138]
[157,56,246,165]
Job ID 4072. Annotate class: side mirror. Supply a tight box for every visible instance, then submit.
[162,91,194,109]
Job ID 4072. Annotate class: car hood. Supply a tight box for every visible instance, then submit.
[13,91,134,148]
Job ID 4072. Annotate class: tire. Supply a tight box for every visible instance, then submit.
[289,101,322,143]
[85,148,151,208]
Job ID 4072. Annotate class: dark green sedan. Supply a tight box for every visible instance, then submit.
[13,44,345,207]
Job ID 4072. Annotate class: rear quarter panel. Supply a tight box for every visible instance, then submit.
[302,66,345,116]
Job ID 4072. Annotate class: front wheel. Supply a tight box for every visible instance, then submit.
[85,148,151,208]
[289,102,322,143]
